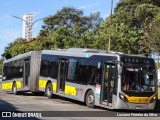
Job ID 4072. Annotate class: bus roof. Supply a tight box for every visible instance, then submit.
[42,48,123,58]
[3,51,32,63]
[42,48,150,59]
[42,49,121,58]
[3,48,153,63]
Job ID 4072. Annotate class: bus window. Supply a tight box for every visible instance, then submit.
[49,61,58,79]
[14,59,24,78]
[88,61,102,85]
[40,60,49,77]
[122,66,156,92]
[79,60,101,85]
[95,69,101,85]
[67,59,78,81]
[89,68,99,85]
[71,59,88,84]
[40,59,58,79]
[2,63,7,80]
[66,59,102,85]
[141,67,156,92]
[6,62,14,80]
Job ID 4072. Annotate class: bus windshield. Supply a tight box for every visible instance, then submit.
[122,65,156,92]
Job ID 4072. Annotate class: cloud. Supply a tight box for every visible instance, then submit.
[78,2,99,10]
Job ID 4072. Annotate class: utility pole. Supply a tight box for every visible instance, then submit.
[108,0,113,52]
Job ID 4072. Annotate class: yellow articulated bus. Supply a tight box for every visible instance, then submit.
[1,48,157,110]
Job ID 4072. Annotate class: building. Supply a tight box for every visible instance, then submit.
[22,13,34,40]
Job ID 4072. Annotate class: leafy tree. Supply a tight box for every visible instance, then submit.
[2,7,102,58]
[98,0,160,54]
[2,38,42,58]
[142,8,160,67]
[3,2,160,59]
[39,7,103,49]
[143,13,160,56]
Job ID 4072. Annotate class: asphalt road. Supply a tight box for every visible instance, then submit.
[0,83,160,120]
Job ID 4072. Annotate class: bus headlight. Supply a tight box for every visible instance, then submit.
[119,93,128,102]
[150,96,156,103]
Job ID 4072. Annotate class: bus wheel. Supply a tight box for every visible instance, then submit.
[85,90,95,108]
[13,82,18,95]
[46,83,53,99]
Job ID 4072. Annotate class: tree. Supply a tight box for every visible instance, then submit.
[2,38,42,58]
[39,7,103,49]
[143,13,160,67]
[143,11,160,49]
[2,7,103,58]
[4,1,160,58]
[98,0,160,54]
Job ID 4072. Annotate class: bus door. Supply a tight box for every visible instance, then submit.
[57,59,68,93]
[23,59,30,88]
[101,63,115,106]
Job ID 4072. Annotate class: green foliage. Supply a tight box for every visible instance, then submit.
[143,14,160,54]
[98,0,160,54]
[2,38,43,58]
[39,7,103,49]
[2,1,160,58]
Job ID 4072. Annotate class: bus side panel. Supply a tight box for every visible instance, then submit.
[2,79,23,92]
[2,81,13,91]
[29,51,42,92]
[63,81,96,103]
[38,77,57,94]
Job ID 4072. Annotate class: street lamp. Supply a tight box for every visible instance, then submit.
[108,0,113,52]
[13,15,44,40]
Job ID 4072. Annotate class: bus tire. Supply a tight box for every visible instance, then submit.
[46,83,53,99]
[85,90,95,108]
[13,82,18,95]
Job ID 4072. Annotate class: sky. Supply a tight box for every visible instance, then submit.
[0,0,119,56]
